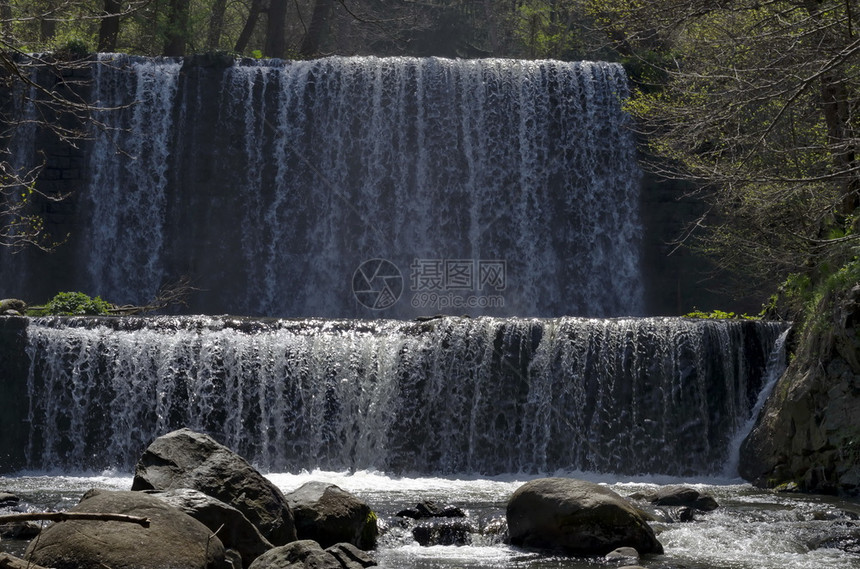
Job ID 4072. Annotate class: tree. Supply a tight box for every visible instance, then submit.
[163,0,191,56]
[98,0,123,52]
[299,0,335,57]
[265,0,290,57]
[588,0,860,298]
[0,1,151,250]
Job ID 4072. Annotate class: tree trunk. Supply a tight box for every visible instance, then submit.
[234,0,264,53]
[98,0,123,52]
[265,0,288,58]
[299,0,336,58]
[0,1,11,37]
[163,0,190,56]
[39,17,56,43]
[206,0,228,51]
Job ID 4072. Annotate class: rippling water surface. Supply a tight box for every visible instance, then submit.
[2,471,859,569]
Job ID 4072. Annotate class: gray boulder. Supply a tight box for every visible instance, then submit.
[150,488,274,568]
[248,540,338,569]
[285,482,377,550]
[132,428,297,545]
[324,543,377,568]
[0,491,20,506]
[506,478,663,556]
[605,546,640,563]
[0,299,25,315]
[651,486,718,511]
[24,489,228,569]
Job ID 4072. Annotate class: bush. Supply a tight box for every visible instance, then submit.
[38,291,113,316]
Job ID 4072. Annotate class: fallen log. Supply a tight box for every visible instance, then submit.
[0,512,150,527]
[0,552,50,569]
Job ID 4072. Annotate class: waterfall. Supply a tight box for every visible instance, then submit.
[23,316,787,475]
[85,55,182,301]
[70,55,643,318]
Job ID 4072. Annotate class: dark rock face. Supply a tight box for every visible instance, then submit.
[412,519,475,546]
[285,482,377,550]
[506,478,663,556]
[631,486,719,512]
[651,486,719,511]
[131,428,297,545]
[396,500,466,519]
[247,540,376,569]
[740,284,860,495]
[149,488,274,568]
[24,489,228,569]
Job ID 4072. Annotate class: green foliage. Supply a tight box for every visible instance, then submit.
[683,308,757,320]
[54,37,94,59]
[31,292,114,316]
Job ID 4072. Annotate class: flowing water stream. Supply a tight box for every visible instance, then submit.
[2,471,859,569]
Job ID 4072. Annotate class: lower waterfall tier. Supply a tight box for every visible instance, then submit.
[12,315,787,475]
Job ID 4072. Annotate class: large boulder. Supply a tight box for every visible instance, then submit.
[506,478,663,556]
[150,488,274,567]
[247,540,376,569]
[24,489,228,569]
[285,482,377,550]
[132,428,297,545]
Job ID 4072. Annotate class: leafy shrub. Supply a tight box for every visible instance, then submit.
[40,291,113,316]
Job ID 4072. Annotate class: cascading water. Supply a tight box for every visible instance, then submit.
[74,56,642,318]
[85,55,182,299]
[23,315,786,475]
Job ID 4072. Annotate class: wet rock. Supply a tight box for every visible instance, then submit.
[0,300,26,314]
[740,283,860,495]
[605,546,640,563]
[247,540,376,569]
[285,482,377,550]
[506,478,663,556]
[324,543,377,568]
[650,486,718,511]
[396,501,466,519]
[149,488,274,568]
[0,492,20,507]
[412,518,475,546]
[0,520,41,539]
[0,552,51,569]
[132,428,297,545]
[24,489,228,569]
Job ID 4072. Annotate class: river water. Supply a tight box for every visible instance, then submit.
[2,470,858,569]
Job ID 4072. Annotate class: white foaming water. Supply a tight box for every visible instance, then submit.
[75,56,642,317]
[24,316,786,476]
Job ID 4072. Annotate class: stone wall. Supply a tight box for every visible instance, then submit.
[0,316,30,472]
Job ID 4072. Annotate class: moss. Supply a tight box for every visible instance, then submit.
[683,308,758,320]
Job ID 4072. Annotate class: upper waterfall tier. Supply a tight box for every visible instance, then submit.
[9,56,644,318]
[21,315,787,475]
